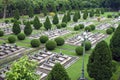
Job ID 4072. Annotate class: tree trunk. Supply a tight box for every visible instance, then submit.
[3,5,7,20]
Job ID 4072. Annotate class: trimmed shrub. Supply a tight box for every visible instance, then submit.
[0,30,4,37]
[85,27,91,32]
[4,20,9,24]
[107,14,112,18]
[8,36,16,43]
[17,33,26,40]
[44,16,52,30]
[24,22,33,36]
[82,41,92,51]
[61,22,67,28]
[12,22,21,35]
[56,24,61,29]
[75,46,83,55]
[79,24,84,29]
[39,35,49,43]
[28,6,34,18]
[14,9,20,20]
[110,27,115,32]
[33,16,42,29]
[83,12,88,20]
[74,25,80,31]
[55,37,65,46]
[45,40,57,50]
[73,11,78,22]
[52,13,59,25]
[89,25,95,30]
[106,28,113,34]
[67,11,71,22]
[31,39,40,47]
[62,14,67,23]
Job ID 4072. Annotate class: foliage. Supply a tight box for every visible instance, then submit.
[55,37,65,46]
[8,36,16,43]
[75,46,83,55]
[89,25,95,30]
[44,16,52,30]
[107,14,112,18]
[87,41,112,80]
[73,11,78,22]
[17,33,26,40]
[52,13,59,25]
[46,63,70,80]
[39,35,49,43]
[45,40,57,50]
[31,39,40,47]
[56,24,61,29]
[79,24,84,29]
[28,6,34,18]
[85,27,91,32]
[110,24,120,61]
[24,22,33,36]
[0,30,4,37]
[33,16,42,29]
[14,9,20,20]
[83,12,88,20]
[74,25,80,31]
[61,22,67,28]
[12,21,21,35]
[62,14,67,23]
[6,56,40,80]
[106,28,113,34]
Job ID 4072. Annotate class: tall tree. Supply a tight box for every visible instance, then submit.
[46,63,70,80]
[110,24,120,61]
[67,11,71,22]
[73,11,78,22]
[12,21,21,35]
[6,56,40,80]
[62,14,67,23]
[87,41,112,80]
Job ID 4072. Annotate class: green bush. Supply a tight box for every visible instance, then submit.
[31,39,40,47]
[75,46,83,55]
[11,19,17,23]
[33,16,42,29]
[17,33,26,40]
[110,27,115,32]
[39,35,49,43]
[74,25,80,31]
[8,36,16,43]
[82,41,92,51]
[24,22,33,36]
[55,37,65,46]
[0,30,4,37]
[107,14,112,18]
[12,22,21,35]
[79,24,84,29]
[83,12,88,20]
[4,20,9,24]
[85,27,91,32]
[45,40,57,50]
[61,22,67,28]
[56,24,61,29]
[44,16,52,30]
[89,25,95,30]
[106,28,113,34]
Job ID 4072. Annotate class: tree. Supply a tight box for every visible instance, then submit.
[77,11,81,19]
[44,16,52,30]
[6,56,40,80]
[62,14,67,23]
[110,24,120,61]
[14,9,20,20]
[87,41,112,80]
[73,11,78,22]
[33,16,42,29]
[83,12,88,20]
[12,21,21,35]
[67,11,71,22]
[24,22,33,36]
[52,13,59,25]
[28,6,34,18]
[43,5,48,16]
[89,10,94,17]
[46,63,70,80]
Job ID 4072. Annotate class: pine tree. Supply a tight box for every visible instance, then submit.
[110,24,120,61]
[12,21,21,35]
[14,9,20,20]
[90,10,94,17]
[46,63,70,80]
[62,14,67,23]
[24,22,33,36]
[33,16,42,29]
[77,11,81,19]
[87,40,112,80]
[28,6,34,18]
[44,16,52,30]
[67,11,71,22]
[73,11,78,22]
[52,13,59,25]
